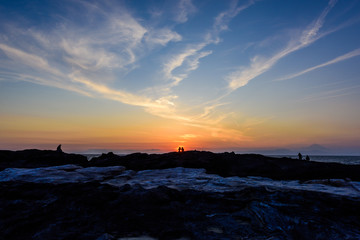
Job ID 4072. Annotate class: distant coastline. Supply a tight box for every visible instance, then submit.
[266,155,360,165]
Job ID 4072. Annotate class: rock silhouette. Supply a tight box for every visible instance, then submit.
[1,149,360,180]
[0,149,87,171]
[89,151,360,181]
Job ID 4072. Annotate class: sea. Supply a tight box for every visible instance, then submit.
[268,155,360,165]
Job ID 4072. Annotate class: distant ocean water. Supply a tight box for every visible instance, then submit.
[82,153,127,161]
[82,154,104,160]
[269,155,360,165]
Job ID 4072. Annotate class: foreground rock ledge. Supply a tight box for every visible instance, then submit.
[1,181,359,240]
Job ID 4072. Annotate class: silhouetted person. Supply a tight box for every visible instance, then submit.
[298,152,302,160]
[57,144,63,153]
[181,147,184,152]
[306,155,310,161]
[178,147,181,153]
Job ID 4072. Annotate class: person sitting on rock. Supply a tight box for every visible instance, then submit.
[57,144,63,153]
[306,155,310,161]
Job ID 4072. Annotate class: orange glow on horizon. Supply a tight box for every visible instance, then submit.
[2,109,359,154]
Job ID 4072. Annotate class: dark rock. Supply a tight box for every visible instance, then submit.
[1,149,360,239]
[89,151,360,181]
[0,149,88,170]
[0,181,359,239]
[87,152,122,167]
[1,149,360,180]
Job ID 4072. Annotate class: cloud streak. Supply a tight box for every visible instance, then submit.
[213,0,257,34]
[149,0,260,140]
[299,85,360,103]
[174,0,196,23]
[0,43,62,76]
[163,0,256,87]
[276,48,360,81]
[227,0,338,90]
[0,1,185,115]
[162,44,209,86]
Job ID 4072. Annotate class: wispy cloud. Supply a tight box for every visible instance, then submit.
[192,102,230,123]
[162,44,209,86]
[227,0,338,90]
[174,0,196,23]
[0,43,62,76]
[145,28,182,46]
[184,121,252,143]
[300,0,337,45]
[162,0,255,87]
[299,85,360,103]
[152,0,258,140]
[69,74,153,107]
[187,50,213,71]
[6,0,352,147]
[180,134,198,139]
[0,1,185,114]
[276,48,360,81]
[213,0,257,34]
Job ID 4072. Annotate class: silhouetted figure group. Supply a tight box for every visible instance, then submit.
[298,152,310,161]
[178,147,184,153]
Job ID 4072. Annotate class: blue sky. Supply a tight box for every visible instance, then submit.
[0,0,360,153]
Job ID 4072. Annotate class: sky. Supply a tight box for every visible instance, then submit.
[0,0,360,154]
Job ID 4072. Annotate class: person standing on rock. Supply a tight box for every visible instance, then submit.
[181,147,184,152]
[298,152,302,160]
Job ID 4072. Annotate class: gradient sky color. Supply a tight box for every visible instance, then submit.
[0,0,360,153]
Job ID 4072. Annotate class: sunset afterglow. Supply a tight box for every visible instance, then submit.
[0,0,360,154]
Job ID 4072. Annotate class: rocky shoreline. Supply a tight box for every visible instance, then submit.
[1,149,360,180]
[1,149,360,239]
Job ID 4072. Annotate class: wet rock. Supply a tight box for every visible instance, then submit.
[96,233,115,240]
[0,165,126,184]
[0,181,359,239]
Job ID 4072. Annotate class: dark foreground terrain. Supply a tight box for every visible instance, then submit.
[1,149,360,239]
[1,181,360,240]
